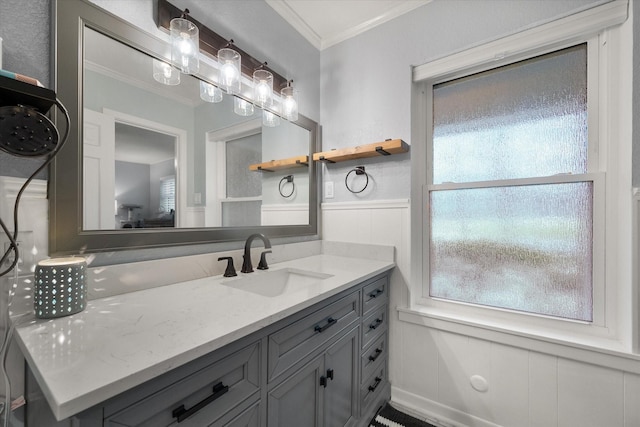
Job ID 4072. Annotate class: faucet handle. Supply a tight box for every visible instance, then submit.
[257,250,272,270]
[217,257,237,277]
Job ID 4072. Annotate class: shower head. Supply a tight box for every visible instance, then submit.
[0,105,59,157]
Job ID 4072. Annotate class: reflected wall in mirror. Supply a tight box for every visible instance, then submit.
[51,0,319,254]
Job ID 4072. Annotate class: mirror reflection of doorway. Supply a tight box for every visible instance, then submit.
[114,123,176,228]
[82,108,187,230]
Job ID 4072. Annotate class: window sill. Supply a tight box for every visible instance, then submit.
[397,305,640,374]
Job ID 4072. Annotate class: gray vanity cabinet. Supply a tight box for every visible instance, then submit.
[267,325,359,427]
[26,271,391,427]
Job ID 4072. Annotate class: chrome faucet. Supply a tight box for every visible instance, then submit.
[241,233,272,273]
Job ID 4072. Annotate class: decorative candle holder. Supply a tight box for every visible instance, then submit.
[34,257,87,319]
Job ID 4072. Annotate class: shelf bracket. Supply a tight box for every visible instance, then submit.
[296,159,309,167]
[375,146,391,156]
[318,156,335,164]
[257,166,274,172]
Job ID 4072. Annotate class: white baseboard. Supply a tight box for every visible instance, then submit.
[391,386,501,427]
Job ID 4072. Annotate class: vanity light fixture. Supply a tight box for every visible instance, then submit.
[281,81,299,122]
[218,46,242,94]
[234,96,254,116]
[199,80,223,103]
[152,59,180,85]
[253,66,273,108]
[170,9,199,74]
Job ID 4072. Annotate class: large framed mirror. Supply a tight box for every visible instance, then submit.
[50,0,319,255]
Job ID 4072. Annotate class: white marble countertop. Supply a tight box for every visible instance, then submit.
[13,251,394,420]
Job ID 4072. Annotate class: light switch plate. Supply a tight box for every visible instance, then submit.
[324,182,334,199]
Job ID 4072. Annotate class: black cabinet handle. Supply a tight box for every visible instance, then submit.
[367,288,384,299]
[320,369,334,388]
[368,376,382,392]
[368,348,383,362]
[314,317,337,333]
[320,375,328,388]
[369,318,383,330]
[172,382,229,423]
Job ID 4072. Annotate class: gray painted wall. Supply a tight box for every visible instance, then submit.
[319,0,636,202]
[0,0,51,179]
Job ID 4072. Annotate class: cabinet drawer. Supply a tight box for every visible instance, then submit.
[105,341,261,426]
[360,362,387,417]
[362,276,388,315]
[361,305,387,349]
[212,399,261,427]
[361,334,387,384]
[268,291,359,382]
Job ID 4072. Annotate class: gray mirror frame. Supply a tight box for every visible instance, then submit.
[50,0,319,255]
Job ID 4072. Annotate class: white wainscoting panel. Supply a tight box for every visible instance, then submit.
[261,203,309,225]
[0,176,48,419]
[322,199,410,388]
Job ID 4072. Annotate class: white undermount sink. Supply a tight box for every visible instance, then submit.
[222,268,333,297]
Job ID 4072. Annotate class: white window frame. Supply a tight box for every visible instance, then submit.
[407,0,633,354]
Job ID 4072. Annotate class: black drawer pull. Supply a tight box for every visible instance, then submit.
[369,318,383,330]
[172,382,229,423]
[314,317,337,333]
[368,348,383,362]
[368,288,384,299]
[368,376,382,392]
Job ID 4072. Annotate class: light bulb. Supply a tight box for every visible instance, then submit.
[253,69,273,107]
[170,17,199,74]
[281,84,298,121]
[263,109,280,127]
[218,48,241,94]
[234,96,254,116]
[221,63,239,86]
[152,59,180,85]
[200,81,223,103]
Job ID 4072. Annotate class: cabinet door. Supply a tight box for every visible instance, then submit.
[324,326,359,427]
[267,355,324,427]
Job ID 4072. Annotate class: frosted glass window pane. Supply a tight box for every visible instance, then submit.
[433,44,587,184]
[226,134,262,198]
[429,182,593,321]
[222,200,261,227]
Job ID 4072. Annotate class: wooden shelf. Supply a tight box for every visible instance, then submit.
[312,139,409,163]
[249,155,309,172]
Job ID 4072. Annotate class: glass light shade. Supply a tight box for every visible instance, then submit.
[218,48,241,94]
[253,69,273,107]
[152,59,180,85]
[234,96,254,116]
[200,81,223,103]
[281,86,298,122]
[263,109,280,127]
[170,17,199,74]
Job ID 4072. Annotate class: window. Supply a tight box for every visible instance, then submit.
[429,44,595,321]
[159,175,175,214]
[409,0,631,348]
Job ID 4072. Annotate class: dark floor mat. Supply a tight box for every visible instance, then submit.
[369,403,438,427]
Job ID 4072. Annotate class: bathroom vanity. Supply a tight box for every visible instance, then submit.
[15,247,393,427]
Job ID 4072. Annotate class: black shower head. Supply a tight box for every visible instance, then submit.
[0,105,59,157]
